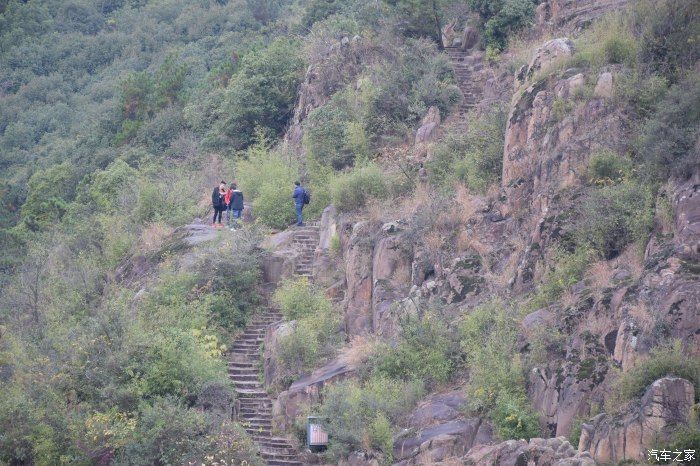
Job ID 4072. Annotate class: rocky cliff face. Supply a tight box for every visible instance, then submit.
[260,2,699,463]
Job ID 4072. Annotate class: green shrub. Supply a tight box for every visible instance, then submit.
[303,91,357,169]
[427,104,507,192]
[636,0,700,82]
[461,300,541,440]
[117,398,263,466]
[211,38,306,149]
[89,160,138,212]
[196,231,262,333]
[491,392,541,440]
[136,330,226,399]
[329,232,341,256]
[21,163,77,231]
[481,0,537,51]
[568,11,638,69]
[274,277,332,321]
[614,71,669,118]
[329,164,388,212]
[237,137,299,229]
[273,278,340,388]
[575,181,654,259]
[608,341,700,410]
[370,310,459,388]
[638,74,700,181]
[319,376,423,461]
[586,150,632,185]
[526,246,592,312]
[568,417,585,448]
[300,0,344,29]
[369,412,394,465]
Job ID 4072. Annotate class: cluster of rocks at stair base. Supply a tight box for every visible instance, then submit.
[229,309,302,466]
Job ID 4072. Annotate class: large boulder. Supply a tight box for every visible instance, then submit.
[260,229,298,284]
[579,377,695,463]
[514,38,574,90]
[394,388,492,465]
[272,355,357,432]
[414,106,441,145]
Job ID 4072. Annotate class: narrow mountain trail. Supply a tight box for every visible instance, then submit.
[228,225,320,466]
[445,46,484,117]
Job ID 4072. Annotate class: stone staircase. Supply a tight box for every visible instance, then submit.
[229,310,302,466]
[292,225,319,278]
[445,46,484,116]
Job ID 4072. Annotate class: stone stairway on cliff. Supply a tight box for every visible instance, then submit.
[229,309,302,466]
[228,225,321,465]
[444,46,484,116]
[292,225,319,278]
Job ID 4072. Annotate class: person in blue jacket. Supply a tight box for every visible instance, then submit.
[292,181,306,226]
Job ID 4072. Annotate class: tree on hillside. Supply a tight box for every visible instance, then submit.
[468,0,538,50]
[384,0,447,45]
[210,38,306,150]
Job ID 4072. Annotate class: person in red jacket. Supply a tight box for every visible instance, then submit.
[224,182,234,225]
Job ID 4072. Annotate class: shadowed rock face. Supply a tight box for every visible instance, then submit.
[579,377,695,463]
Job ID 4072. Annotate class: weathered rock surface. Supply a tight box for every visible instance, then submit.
[579,377,695,463]
[343,220,379,336]
[593,72,613,98]
[372,231,414,336]
[272,354,357,432]
[462,437,592,466]
[414,106,441,145]
[394,388,492,465]
[537,0,630,30]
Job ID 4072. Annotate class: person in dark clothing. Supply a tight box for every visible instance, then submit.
[292,181,306,226]
[212,181,226,227]
[228,182,244,230]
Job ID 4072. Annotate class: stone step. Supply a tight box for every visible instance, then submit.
[242,419,272,427]
[243,426,272,434]
[236,389,268,397]
[261,451,299,460]
[232,340,260,346]
[236,340,262,346]
[253,438,295,449]
[240,412,272,420]
[230,374,259,382]
[266,460,303,466]
[229,362,257,369]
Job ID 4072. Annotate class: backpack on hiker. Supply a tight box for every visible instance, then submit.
[302,189,311,205]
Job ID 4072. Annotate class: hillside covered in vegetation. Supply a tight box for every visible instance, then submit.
[0,0,698,465]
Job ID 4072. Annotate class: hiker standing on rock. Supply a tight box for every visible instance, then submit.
[292,180,309,227]
[227,182,244,230]
[212,181,226,228]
